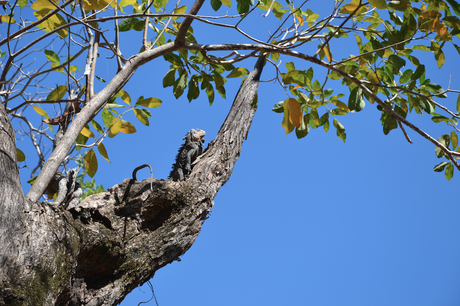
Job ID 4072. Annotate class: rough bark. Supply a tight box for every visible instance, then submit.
[0,55,265,305]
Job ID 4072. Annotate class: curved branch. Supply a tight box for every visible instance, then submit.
[26,42,179,202]
[185,43,460,170]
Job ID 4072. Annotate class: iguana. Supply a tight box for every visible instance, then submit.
[169,129,206,181]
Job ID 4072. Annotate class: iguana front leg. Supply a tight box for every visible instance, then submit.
[185,146,199,172]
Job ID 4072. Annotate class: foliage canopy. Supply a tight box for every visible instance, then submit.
[1,0,460,203]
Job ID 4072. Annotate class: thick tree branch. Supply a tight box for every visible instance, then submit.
[175,0,205,45]
[26,42,178,202]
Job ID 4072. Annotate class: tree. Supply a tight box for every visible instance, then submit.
[1,0,460,304]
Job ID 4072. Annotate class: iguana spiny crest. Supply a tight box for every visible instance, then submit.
[169,129,206,181]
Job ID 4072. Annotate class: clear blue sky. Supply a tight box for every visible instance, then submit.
[10,1,460,305]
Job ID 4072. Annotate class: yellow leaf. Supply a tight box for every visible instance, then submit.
[80,126,94,138]
[367,71,380,84]
[119,0,138,8]
[108,118,122,138]
[84,148,98,178]
[46,85,67,101]
[119,89,131,106]
[82,0,112,11]
[97,143,110,163]
[174,5,187,15]
[33,106,50,119]
[296,14,304,26]
[288,98,302,128]
[342,4,358,12]
[324,45,333,63]
[134,109,149,126]
[439,24,448,37]
[0,15,16,24]
[420,11,441,19]
[16,148,26,162]
[137,97,162,108]
[31,0,60,11]
[282,99,295,134]
[33,11,68,39]
[120,120,137,134]
[331,100,349,112]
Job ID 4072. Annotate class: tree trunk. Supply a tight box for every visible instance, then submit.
[0,55,265,306]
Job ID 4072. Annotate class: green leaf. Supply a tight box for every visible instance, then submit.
[95,75,106,83]
[206,84,215,105]
[444,16,460,29]
[19,0,28,8]
[271,53,279,62]
[213,71,226,88]
[97,143,110,163]
[445,163,454,180]
[323,119,330,133]
[210,0,222,11]
[91,120,104,134]
[187,76,200,102]
[45,49,60,64]
[433,161,450,172]
[400,69,413,83]
[84,148,98,178]
[424,83,447,98]
[432,115,450,123]
[163,69,176,87]
[216,85,226,99]
[348,87,365,112]
[134,109,149,126]
[46,85,67,101]
[221,0,231,7]
[431,41,445,68]
[333,118,346,142]
[411,64,425,81]
[295,115,310,139]
[451,131,458,150]
[272,101,284,113]
[285,62,295,72]
[27,176,37,185]
[445,0,460,16]
[75,133,88,150]
[227,67,249,78]
[102,110,114,128]
[118,18,140,32]
[381,110,397,135]
[368,0,387,9]
[435,134,450,158]
[313,80,321,92]
[413,45,430,51]
[163,53,183,66]
[173,71,188,98]
[16,148,26,162]
[387,55,406,74]
[236,0,252,14]
[173,5,187,16]
[457,94,460,111]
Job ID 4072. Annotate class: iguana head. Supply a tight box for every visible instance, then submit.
[190,129,206,142]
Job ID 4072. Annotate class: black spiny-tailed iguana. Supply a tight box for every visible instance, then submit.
[169,129,206,181]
